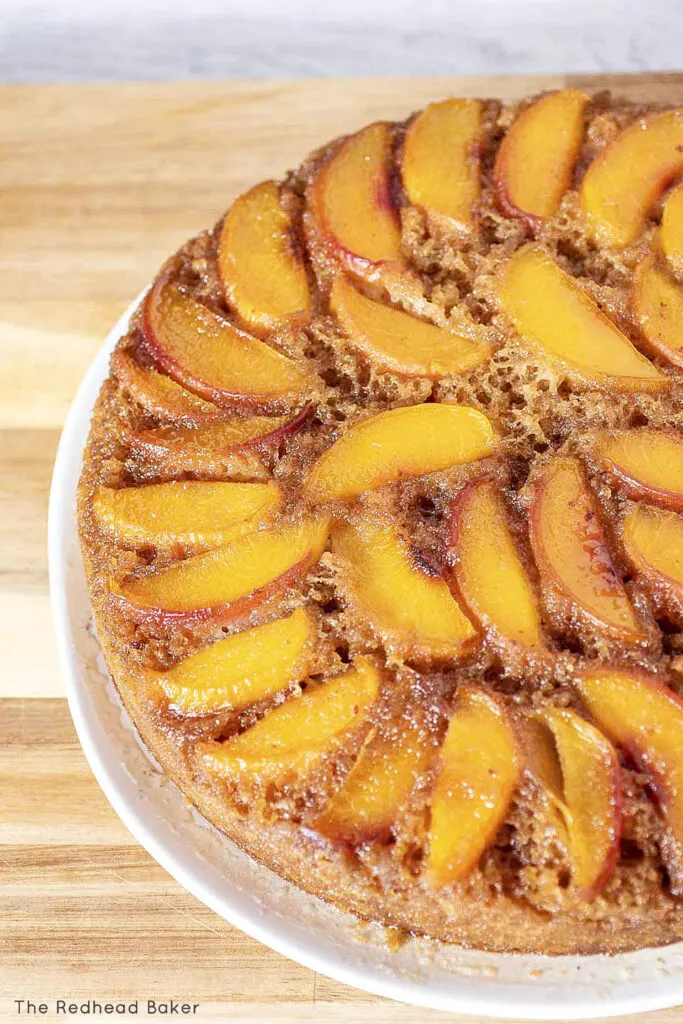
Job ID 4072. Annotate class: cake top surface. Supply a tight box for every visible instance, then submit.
[78,91,683,954]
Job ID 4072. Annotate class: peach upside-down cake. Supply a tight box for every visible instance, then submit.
[79,91,683,955]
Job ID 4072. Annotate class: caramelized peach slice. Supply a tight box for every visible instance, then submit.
[128,407,309,474]
[143,278,310,410]
[93,480,280,550]
[498,245,666,392]
[632,256,683,368]
[218,181,310,336]
[596,429,683,511]
[581,109,683,247]
[149,607,314,716]
[662,182,683,276]
[333,518,475,660]
[314,716,435,844]
[330,273,490,377]
[623,505,683,601]
[518,713,566,806]
[537,708,621,898]
[494,90,588,232]
[115,516,329,624]
[199,657,381,778]
[307,122,403,282]
[125,424,267,481]
[576,669,683,878]
[448,478,542,648]
[304,404,497,504]
[402,98,481,230]
[111,348,221,425]
[530,458,644,641]
[426,687,519,885]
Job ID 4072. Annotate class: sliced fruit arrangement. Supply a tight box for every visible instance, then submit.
[93,480,280,550]
[111,348,222,425]
[529,457,644,642]
[448,477,542,648]
[149,607,315,716]
[314,708,437,844]
[576,669,683,871]
[332,517,476,660]
[82,93,683,942]
[426,687,520,885]
[632,256,683,369]
[526,708,621,897]
[623,505,683,604]
[662,182,683,276]
[330,273,490,378]
[595,428,683,511]
[218,180,311,336]
[127,406,310,474]
[498,245,666,392]
[304,403,497,504]
[401,98,482,231]
[199,656,381,779]
[306,122,404,283]
[114,516,329,624]
[143,277,311,410]
[494,89,588,232]
[581,109,683,247]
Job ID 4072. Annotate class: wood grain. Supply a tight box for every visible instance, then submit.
[2,74,683,1021]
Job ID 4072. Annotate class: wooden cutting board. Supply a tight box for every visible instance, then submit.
[3,72,683,1024]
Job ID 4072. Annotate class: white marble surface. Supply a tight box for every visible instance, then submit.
[1,0,681,82]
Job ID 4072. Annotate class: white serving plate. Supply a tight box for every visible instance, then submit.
[48,295,683,1020]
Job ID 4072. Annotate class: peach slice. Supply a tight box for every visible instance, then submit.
[576,669,683,877]
[125,426,267,481]
[662,182,683,276]
[199,657,381,779]
[581,109,683,247]
[218,180,310,336]
[306,122,403,282]
[498,245,666,392]
[150,607,315,716]
[494,89,589,232]
[632,256,683,369]
[530,457,644,641]
[402,98,482,231]
[426,686,519,885]
[596,428,683,511]
[127,406,310,477]
[143,278,311,410]
[332,518,476,660]
[314,717,435,844]
[93,480,280,550]
[111,348,221,425]
[115,516,329,624]
[149,406,310,452]
[623,505,683,601]
[448,478,542,648]
[304,403,497,504]
[518,713,566,806]
[330,273,490,378]
[536,708,621,897]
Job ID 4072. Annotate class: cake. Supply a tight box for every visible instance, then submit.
[78,90,683,955]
